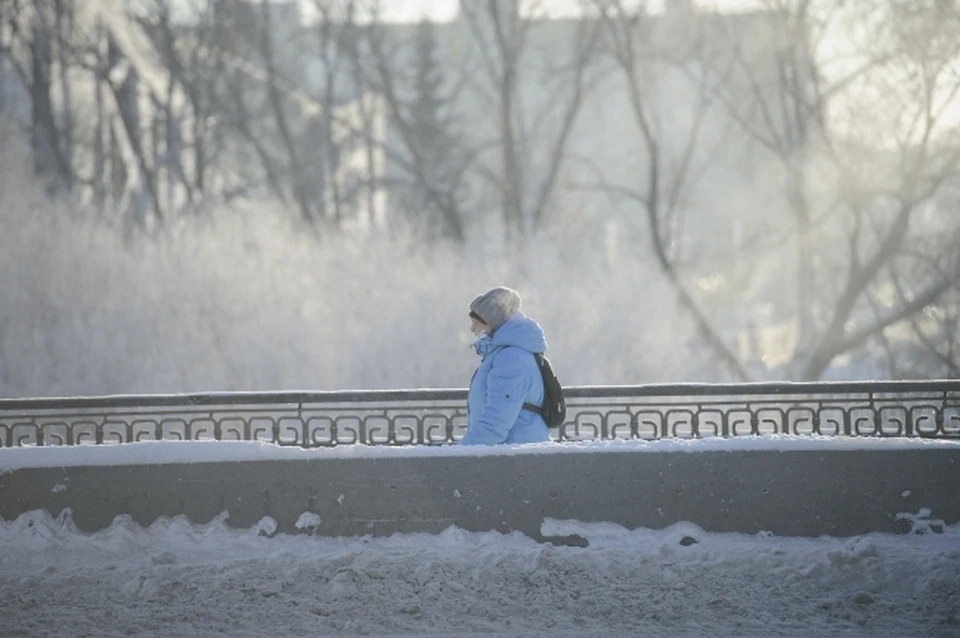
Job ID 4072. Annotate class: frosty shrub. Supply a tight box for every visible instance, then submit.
[0,170,707,397]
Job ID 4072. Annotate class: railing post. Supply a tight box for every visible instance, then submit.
[387,416,397,445]
[298,404,306,446]
[872,394,882,436]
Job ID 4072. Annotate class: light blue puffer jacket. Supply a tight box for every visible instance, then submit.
[461,314,550,445]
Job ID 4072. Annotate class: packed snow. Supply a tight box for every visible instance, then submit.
[3,434,959,473]
[1,509,959,637]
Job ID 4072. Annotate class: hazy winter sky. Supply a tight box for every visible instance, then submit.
[295,0,762,23]
[154,0,763,25]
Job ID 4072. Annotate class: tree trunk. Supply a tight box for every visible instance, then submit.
[55,0,73,190]
[0,0,6,112]
[499,64,523,242]
[30,24,56,179]
[787,160,813,376]
[108,38,161,224]
[109,117,127,205]
[259,0,314,225]
[489,1,523,242]
[93,22,106,208]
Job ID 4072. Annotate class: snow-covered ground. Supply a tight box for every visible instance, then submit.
[2,437,959,636]
[1,509,958,637]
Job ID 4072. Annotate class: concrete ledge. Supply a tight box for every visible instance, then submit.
[2,449,958,539]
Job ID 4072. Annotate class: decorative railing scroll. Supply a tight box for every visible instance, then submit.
[1,381,958,448]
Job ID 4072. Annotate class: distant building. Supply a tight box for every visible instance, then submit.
[156,2,807,248]
[384,8,792,243]
[212,0,301,56]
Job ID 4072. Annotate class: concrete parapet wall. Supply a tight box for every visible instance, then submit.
[2,449,958,540]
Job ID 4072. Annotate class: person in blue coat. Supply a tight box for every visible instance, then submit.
[461,286,551,445]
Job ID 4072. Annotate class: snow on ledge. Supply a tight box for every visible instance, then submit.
[1,435,958,471]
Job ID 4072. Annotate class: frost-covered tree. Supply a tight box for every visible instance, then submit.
[407,17,463,240]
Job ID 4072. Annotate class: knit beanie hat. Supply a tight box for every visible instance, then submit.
[469,286,522,331]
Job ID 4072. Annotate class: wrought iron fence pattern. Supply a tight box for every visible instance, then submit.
[1,381,959,448]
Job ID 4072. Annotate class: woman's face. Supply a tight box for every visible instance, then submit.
[470,316,489,336]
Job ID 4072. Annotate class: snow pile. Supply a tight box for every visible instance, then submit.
[295,512,323,533]
[1,509,958,637]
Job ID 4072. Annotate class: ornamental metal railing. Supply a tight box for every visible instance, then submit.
[1,381,959,448]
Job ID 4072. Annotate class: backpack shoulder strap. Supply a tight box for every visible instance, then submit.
[522,352,546,415]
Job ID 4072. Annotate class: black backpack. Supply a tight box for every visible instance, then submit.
[522,353,566,428]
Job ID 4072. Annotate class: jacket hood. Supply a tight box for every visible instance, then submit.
[490,314,547,354]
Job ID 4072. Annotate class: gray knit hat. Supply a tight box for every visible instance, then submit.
[469,286,522,331]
